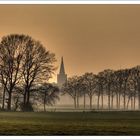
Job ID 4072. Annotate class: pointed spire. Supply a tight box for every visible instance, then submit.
[57,57,67,87]
[59,57,65,74]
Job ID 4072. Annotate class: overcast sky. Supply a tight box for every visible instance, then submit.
[0,5,140,82]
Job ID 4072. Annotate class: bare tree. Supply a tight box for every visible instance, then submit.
[0,34,56,111]
[121,69,130,110]
[100,70,114,110]
[37,83,59,112]
[20,37,56,111]
[0,34,27,110]
[62,76,81,109]
[96,72,105,110]
[131,66,140,110]
[79,76,87,110]
[82,73,97,109]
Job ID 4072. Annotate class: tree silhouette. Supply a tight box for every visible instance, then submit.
[37,83,59,112]
[0,34,27,110]
[0,34,56,111]
[21,37,56,111]
[62,76,82,109]
[82,73,97,109]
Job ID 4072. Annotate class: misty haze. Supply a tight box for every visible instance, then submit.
[0,4,139,136]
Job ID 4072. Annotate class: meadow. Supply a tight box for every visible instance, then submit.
[0,111,140,135]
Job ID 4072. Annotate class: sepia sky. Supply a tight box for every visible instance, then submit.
[0,5,140,82]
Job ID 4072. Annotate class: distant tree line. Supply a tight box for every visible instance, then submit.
[0,34,59,111]
[62,67,140,110]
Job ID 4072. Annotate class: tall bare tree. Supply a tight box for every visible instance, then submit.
[82,73,97,109]
[62,76,82,109]
[0,34,56,111]
[96,72,105,110]
[131,66,140,110]
[0,34,27,110]
[21,39,56,110]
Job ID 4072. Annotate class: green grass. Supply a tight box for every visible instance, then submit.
[0,111,139,135]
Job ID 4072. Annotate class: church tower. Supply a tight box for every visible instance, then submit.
[57,57,67,88]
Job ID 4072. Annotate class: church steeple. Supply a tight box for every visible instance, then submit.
[57,57,67,88]
[59,57,65,74]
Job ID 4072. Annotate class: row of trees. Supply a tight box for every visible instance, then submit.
[0,34,59,111]
[62,67,140,110]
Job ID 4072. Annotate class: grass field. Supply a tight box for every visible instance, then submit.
[0,111,140,135]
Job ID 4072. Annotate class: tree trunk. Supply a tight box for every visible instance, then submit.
[84,93,86,110]
[23,87,31,111]
[14,97,19,111]
[126,97,130,110]
[124,93,126,110]
[108,90,110,110]
[111,93,113,109]
[124,83,127,110]
[116,93,118,110]
[101,92,103,109]
[23,87,28,106]
[7,92,12,110]
[90,96,92,109]
[44,95,46,112]
[27,89,30,105]
[134,94,136,110]
[97,94,100,110]
[74,98,76,109]
[2,86,6,110]
[118,93,121,110]
[44,103,46,112]
[77,96,79,109]
[131,96,133,110]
